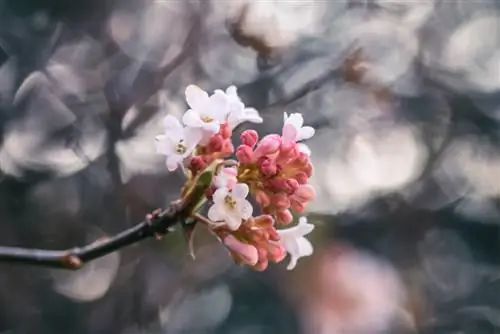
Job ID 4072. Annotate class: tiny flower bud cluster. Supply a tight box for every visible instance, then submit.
[156,85,316,271]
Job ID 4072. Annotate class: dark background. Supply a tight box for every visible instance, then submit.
[0,0,500,333]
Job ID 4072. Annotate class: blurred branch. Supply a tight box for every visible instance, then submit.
[0,204,185,270]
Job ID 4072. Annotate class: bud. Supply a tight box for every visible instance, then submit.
[240,130,259,148]
[254,189,271,207]
[219,122,232,139]
[294,171,308,184]
[220,140,234,156]
[267,243,287,263]
[207,134,224,152]
[188,156,207,174]
[293,184,316,202]
[236,145,254,164]
[271,193,291,210]
[276,209,293,225]
[223,235,259,266]
[254,134,281,158]
[258,156,278,177]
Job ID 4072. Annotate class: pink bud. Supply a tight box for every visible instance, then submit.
[188,156,207,173]
[254,134,281,158]
[294,172,308,184]
[240,130,259,148]
[258,156,278,177]
[304,162,313,177]
[221,140,234,156]
[254,259,269,271]
[223,235,259,266]
[294,184,316,202]
[253,214,274,227]
[276,209,293,225]
[220,122,232,139]
[267,243,287,263]
[236,145,254,164]
[284,178,300,194]
[208,134,224,152]
[254,189,271,207]
[271,193,290,210]
[290,199,305,212]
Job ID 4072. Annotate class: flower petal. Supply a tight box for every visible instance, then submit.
[286,255,298,270]
[185,85,209,110]
[208,204,225,222]
[297,143,312,156]
[298,126,315,141]
[297,237,313,257]
[202,121,220,134]
[225,85,238,98]
[239,200,253,220]
[224,212,242,230]
[182,110,203,127]
[166,155,182,172]
[155,135,174,155]
[208,91,229,121]
[212,187,229,205]
[232,183,249,199]
[282,123,298,144]
[163,115,182,131]
[183,128,203,152]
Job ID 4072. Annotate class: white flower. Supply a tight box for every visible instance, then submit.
[155,115,202,172]
[214,167,238,190]
[221,86,263,130]
[208,183,253,230]
[182,85,228,134]
[278,216,315,270]
[282,112,315,154]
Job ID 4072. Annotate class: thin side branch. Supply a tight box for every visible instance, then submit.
[0,204,184,270]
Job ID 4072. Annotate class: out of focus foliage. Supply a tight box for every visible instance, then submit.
[0,0,500,333]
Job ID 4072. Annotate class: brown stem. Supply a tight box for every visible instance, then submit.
[0,203,185,270]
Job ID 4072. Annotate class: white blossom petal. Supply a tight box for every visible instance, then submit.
[185,85,209,111]
[166,155,182,172]
[285,113,304,129]
[239,200,253,220]
[278,216,315,271]
[182,109,204,128]
[208,204,225,222]
[232,183,249,199]
[297,143,311,156]
[298,126,315,141]
[224,211,243,230]
[163,115,183,131]
[183,128,203,154]
[212,187,229,204]
[208,91,229,121]
[155,135,174,155]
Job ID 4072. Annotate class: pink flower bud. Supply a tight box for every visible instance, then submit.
[254,134,281,158]
[221,140,234,156]
[267,243,287,263]
[254,259,269,272]
[240,130,259,148]
[258,156,278,177]
[284,178,300,194]
[276,209,293,225]
[236,145,254,164]
[293,184,316,202]
[304,162,313,177]
[290,199,305,212]
[271,193,290,210]
[254,189,271,207]
[294,171,308,184]
[208,134,224,152]
[188,156,207,173]
[223,235,259,266]
[220,122,231,139]
[253,214,274,227]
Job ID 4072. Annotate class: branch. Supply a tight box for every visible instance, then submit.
[0,204,184,270]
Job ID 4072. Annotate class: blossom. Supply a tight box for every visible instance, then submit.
[277,216,315,270]
[214,167,238,189]
[282,112,315,154]
[155,115,202,171]
[220,86,263,130]
[182,85,228,135]
[208,183,253,230]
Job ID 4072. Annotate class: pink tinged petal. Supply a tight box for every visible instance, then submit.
[294,184,316,202]
[232,183,249,199]
[282,123,298,145]
[185,85,209,110]
[254,134,281,157]
[163,115,182,131]
[208,204,225,222]
[239,200,253,220]
[182,110,204,127]
[166,155,182,172]
[223,235,258,266]
[298,126,315,141]
[212,187,229,205]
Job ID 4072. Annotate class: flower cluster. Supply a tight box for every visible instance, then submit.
[156,85,316,271]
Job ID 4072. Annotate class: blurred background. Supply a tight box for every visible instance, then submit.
[0,0,500,333]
